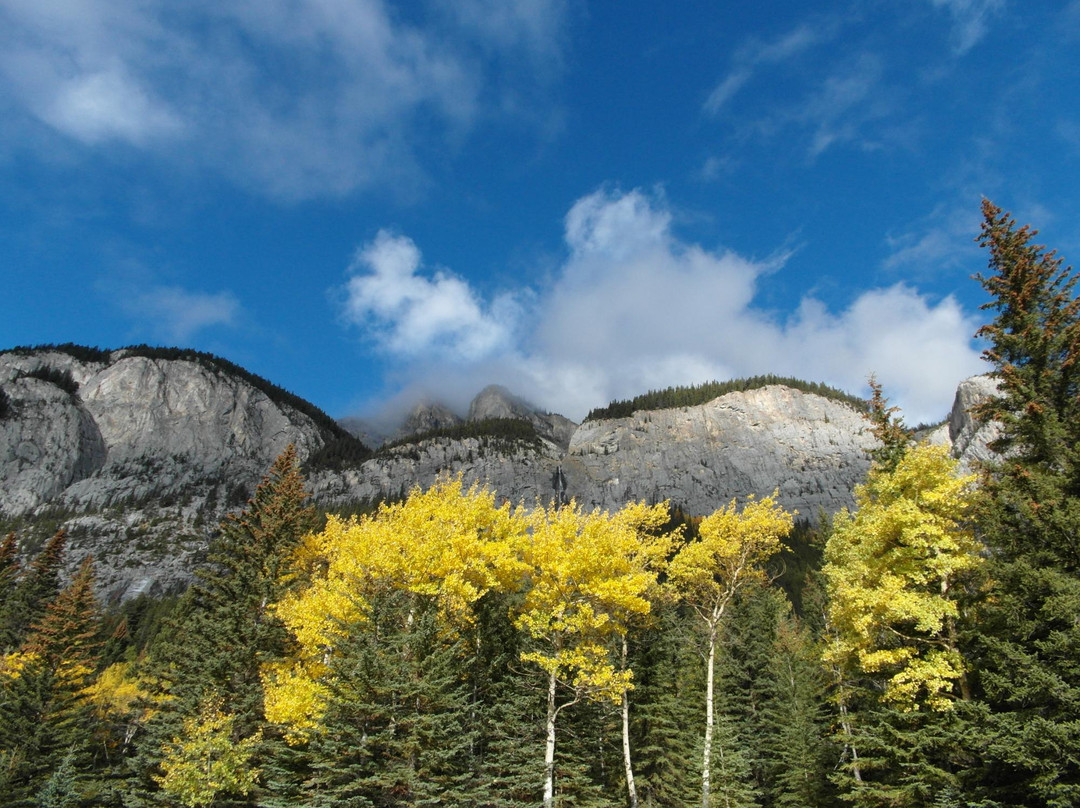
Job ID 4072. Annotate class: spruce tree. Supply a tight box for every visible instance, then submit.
[129,445,318,806]
[761,614,835,808]
[0,530,67,652]
[964,201,1080,806]
[0,556,103,806]
[626,602,700,808]
[0,531,20,602]
[301,589,480,807]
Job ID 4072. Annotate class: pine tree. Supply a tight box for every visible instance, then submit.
[0,530,67,652]
[130,446,318,805]
[963,201,1080,806]
[0,556,103,806]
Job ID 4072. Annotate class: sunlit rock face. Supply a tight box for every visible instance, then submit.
[0,344,999,601]
[0,349,331,601]
[564,385,878,519]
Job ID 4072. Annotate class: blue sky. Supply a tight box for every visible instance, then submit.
[2,0,1078,427]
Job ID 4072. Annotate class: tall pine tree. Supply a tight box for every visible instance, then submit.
[130,445,318,806]
[964,200,1080,806]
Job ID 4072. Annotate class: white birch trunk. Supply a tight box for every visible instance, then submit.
[702,623,717,808]
[544,670,557,808]
[621,636,638,808]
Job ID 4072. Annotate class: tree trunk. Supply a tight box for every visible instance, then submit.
[702,623,716,808]
[544,670,557,808]
[621,636,638,808]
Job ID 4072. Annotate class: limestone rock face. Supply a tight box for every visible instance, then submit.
[309,436,564,509]
[946,375,1001,471]
[0,351,326,514]
[0,348,336,600]
[0,344,1003,604]
[0,373,106,514]
[565,386,877,518]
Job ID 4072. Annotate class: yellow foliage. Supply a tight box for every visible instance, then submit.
[668,493,793,626]
[823,444,982,710]
[262,476,681,735]
[263,477,531,737]
[512,499,677,703]
[0,650,40,681]
[261,661,329,741]
[83,661,147,720]
[154,696,261,807]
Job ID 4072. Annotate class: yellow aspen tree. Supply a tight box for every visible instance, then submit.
[263,477,526,737]
[667,493,793,808]
[822,443,982,711]
[154,695,262,808]
[611,502,682,808]
[511,500,675,808]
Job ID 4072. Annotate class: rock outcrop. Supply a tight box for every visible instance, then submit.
[467,385,577,450]
[0,345,1002,603]
[565,386,877,518]
[0,348,343,600]
[396,401,464,442]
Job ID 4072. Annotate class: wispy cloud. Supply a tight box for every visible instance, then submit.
[884,204,983,276]
[704,19,896,161]
[930,0,1005,53]
[343,188,985,425]
[704,24,822,115]
[118,286,240,343]
[0,0,570,199]
[800,53,886,158]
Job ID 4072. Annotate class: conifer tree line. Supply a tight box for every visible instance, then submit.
[0,199,1078,807]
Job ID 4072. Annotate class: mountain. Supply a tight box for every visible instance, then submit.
[0,345,994,602]
[0,346,360,599]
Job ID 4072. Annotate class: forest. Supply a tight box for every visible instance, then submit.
[1,200,1079,808]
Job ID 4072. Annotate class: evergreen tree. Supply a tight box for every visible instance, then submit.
[300,589,480,807]
[761,614,835,808]
[626,602,700,808]
[667,495,793,808]
[865,377,909,474]
[0,530,67,652]
[0,531,20,602]
[0,556,103,806]
[964,201,1080,806]
[470,590,546,808]
[129,446,317,805]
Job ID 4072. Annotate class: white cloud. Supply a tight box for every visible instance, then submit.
[119,286,240,342]
[344,188,985,425]
[39,69,183,145]
[341,230,517,361]
[930,0,1005,53]
[0,0,568,198]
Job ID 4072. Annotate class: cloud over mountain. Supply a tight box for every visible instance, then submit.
[340,187,985,425]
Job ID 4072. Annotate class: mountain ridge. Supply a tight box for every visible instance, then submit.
[0,344,991,602]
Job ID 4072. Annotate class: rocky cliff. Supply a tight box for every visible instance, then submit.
[0,345,997,602]
[565,385,877,518]
[0,347,345,599]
